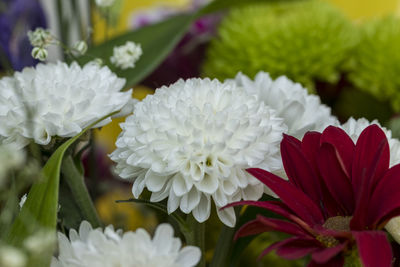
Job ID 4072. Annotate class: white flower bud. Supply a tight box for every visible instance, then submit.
[19,194,27,209]
[31,47,48,61]
[95,0,115,7]
[110,41,142,70]
[90,58,103,66]
[73,40,88,55]
[27,28,52,47]
[0,246,27,267]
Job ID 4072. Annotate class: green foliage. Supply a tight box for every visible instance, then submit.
[347,16,400,112]
[5,112,117,267]
[81,0,299,89]
[203,0,356,92]
[80,14,195,88]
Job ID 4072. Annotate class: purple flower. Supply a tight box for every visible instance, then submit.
[0,0,47,70]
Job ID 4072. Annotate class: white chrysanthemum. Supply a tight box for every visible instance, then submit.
[51,222,201,267]
[110,41,142,70]
[110,78,286,226]
[0,61,132,147]
[233,72,339,139]
[341,117,400,167]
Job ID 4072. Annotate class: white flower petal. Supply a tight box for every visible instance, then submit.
[216,206,236,228]
[176,246,202,267]
[192,194,211,223]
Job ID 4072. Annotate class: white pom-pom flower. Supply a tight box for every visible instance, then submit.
[233,72,339,139]
[110,78,286,226]
[341,117,400,167]
[51,221,200,267]
[0,61,132,147]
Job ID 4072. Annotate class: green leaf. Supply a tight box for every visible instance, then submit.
[5,111,118,266]
[80,14,195,87]
[80,0,300,89]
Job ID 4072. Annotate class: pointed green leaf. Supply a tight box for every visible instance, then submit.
[79,14,194,88]
[5,112,118,266]
[79,0,300,89]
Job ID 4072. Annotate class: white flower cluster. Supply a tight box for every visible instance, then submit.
[110,41,143,70]
[51,221,201,267]
[111,78,287,226]
[0,61,132,147]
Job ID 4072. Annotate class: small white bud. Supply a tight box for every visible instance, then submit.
[27,28,52,47]
[110,41,142,70]
[19,194,27,209]
[0,246,27,267]
[95,0,116,7]
[31,47,48,61]
[73,40,88,55]
[89,58,103,66]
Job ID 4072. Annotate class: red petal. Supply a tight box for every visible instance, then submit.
[247,168,325,225]
[369,164,400,227]
[302,132,343,217]
[276,240,320,260]
[235,216,307,240]
[281,134,323,206]
[353,231,392,267]
[301,131,322,171]
[351,125,390,229]
[352,124,389,197]
[311,242,347,263]
[317,143,354,215]
[224,200,315,234]
[259,237,319,260]
[320,126,355,177]
[234,219,273,240]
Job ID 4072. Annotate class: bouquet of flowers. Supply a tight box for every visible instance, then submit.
[1,0,400,266]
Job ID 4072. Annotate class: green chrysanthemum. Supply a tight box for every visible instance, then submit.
[348,16,400,112]
[203,1,356,92]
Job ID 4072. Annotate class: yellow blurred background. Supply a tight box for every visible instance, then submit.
[94,0,400,152]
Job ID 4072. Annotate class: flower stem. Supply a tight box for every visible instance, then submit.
[209,224,236,267]
[186,215,206,267]
[61,155,102,228]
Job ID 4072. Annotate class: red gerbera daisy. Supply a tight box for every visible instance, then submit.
[226,125,400,266]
